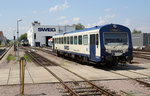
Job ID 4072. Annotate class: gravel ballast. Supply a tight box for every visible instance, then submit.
[0,83,62,96]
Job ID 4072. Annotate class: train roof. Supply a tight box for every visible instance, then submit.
[53,24,130,37]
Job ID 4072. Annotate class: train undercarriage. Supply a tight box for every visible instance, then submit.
[56,50,133,67]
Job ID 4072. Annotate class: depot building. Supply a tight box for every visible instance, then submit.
[27,21,75,46]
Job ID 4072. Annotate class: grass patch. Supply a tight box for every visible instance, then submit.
[126,94,133,96]
[0,45,5,47]
[24,53,32,62]
[7,54,16,63]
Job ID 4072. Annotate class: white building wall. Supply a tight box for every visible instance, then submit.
[27,23,75,47]
[27,26,34,46]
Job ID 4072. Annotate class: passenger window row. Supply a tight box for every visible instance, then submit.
[54,34,99,45]
[54,35,88,45]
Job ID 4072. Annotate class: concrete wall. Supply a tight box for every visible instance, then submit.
[132,33,150,47]
[132,33,143,46]
[27,23,75,47]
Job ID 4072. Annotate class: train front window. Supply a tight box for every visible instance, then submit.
[104,32,128,45]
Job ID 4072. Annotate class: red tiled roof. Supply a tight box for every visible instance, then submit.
[4,36,6,40]
[0,31,2,37]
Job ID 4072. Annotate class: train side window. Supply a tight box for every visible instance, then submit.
[54,38,56,44]
[74,36,77,45]
[59,38,61,44]
[61,38,62,44]
[96,34,99,45]
[83,35,88,45]
[64,37,66,44]
[70,36,73,44]
[62,37,63,44]
[67,37,69,44]
[78,35,82,45]
[57,38,59,44]
[56,38,58,44]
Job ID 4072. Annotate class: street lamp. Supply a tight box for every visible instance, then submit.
[17,19,22,61]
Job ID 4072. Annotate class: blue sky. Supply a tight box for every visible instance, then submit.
[0,0,150,39]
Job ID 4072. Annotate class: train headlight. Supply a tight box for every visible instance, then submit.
[105,49,109,52]
[125,49,128,52]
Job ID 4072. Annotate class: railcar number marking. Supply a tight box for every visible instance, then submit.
[110,29,120,32]
[111,50,123,53]
[64,46,69,50]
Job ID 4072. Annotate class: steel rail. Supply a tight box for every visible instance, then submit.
[0,46,12,60]
[36,47,150,88]
[25,51,79,96]
[115,66,150,78]
[108,70,150,87]
[25,49,117,96]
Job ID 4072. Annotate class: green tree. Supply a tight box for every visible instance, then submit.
[73,23,85,30]
[132,29,142,34]
[19,33,27,41]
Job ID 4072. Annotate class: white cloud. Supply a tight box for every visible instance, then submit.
[73,17,80,23]
[20,26,29,31]
[32,11,37,14]
[137,26,149,32]
[86,14,116,28]
[49,0,69,13]
[97,17,108,25]
[104,8,111,12]
[105,14,115,19]
[124,18,131,26]
[57,16,66,20]
[59,20,70,25]
[124,6,128,9]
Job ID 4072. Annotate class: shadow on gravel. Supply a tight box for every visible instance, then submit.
[70,57,147,71]
[61,55,148,71]
[37,48,147,72]
[94,64,147,71]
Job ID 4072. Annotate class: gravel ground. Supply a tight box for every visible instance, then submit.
[0,83,62,96]
[92,79,150,95]
[35,48,150,95]
[1,47,150,96]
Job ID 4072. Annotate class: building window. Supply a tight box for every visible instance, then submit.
[74,36,77,45]
[70,36,73,44]
[67,37,69,44]
[64,37,66,44]
[34,33,36,40]
[83,35,88,45]
[78,35,82,45]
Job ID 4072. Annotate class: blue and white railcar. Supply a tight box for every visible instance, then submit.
[52,24,133,65]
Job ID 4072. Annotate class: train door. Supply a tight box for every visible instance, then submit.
[90,34,96,60]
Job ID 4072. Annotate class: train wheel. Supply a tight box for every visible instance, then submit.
[113,60,118,66]
[105,61,114,67]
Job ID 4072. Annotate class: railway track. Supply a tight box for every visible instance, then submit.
[0,46,12,60]
[133,50,150,60]
[24,48,119,96]
[35,47,150,88]
[108,70,150,87]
